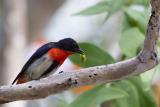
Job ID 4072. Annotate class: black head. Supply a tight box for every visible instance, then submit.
[56,38,84,54]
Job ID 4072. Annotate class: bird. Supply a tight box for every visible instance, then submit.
[12,38,84,85]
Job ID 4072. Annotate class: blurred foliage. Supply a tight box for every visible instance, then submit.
[69,44,156,107]
[119,28,144,57]
[68,85,128,107]
[112,77,157,107]
[68,0,158,107]
[70,43,115,67]
[123,7,149,33]
[74,0,149,19]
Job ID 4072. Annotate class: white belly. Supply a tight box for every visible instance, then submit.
[27,54,53,79]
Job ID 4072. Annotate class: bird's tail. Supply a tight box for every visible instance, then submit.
[16,78,28,84]
[12,74,28,85]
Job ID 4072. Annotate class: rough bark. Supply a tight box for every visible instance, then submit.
[0,0,160,104]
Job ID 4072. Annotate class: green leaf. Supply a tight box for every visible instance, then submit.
[122,14,132,32]
[73,1,109,16]
[68,85,128,107]
[74,0,125,19]
[119,28,145,57]
[113,79,140,107]
[112,76,157,107]
[106,0,125,15]
[133,0,149,5]
[124,8,149,33]
[129,77,157,107]
[69,43,115,67]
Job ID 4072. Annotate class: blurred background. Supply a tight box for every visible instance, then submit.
[1,0,160,107]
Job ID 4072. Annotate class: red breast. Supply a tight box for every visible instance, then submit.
[48,48,74,64]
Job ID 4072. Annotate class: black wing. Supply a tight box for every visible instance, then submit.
[12,42,56,84]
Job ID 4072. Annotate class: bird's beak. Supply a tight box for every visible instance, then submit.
[76,48,84,54]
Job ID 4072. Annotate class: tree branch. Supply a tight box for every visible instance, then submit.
[0,0,160,104]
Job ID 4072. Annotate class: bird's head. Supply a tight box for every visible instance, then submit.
[57,38,84,54]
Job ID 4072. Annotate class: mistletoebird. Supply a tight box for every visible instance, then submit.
[12,38,84,84]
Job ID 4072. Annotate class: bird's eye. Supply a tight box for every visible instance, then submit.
[72,43,77,47]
